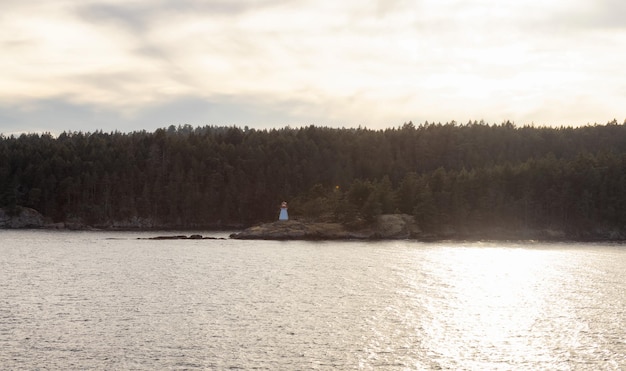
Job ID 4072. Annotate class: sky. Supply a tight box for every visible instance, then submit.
[1,0,625,135]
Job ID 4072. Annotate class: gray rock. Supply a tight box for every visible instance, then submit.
[230,214,420,240]
[0,207,45,229]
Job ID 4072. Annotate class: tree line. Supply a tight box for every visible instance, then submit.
[1,120,625,236]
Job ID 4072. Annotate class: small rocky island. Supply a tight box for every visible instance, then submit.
[230,214,420,240]
[140,235,226,240]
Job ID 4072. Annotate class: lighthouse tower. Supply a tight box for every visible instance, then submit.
[279,201,289,221]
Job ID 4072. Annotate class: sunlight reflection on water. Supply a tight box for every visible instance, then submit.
[0,231,624,370]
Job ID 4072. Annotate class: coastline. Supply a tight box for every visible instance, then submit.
[2,207,624,242]
[2,225,624,243]
[228,216,626,243]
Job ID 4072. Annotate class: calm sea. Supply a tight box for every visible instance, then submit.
[0,230,624,370]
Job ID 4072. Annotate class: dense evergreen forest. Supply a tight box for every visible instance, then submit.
[1,120,626,237]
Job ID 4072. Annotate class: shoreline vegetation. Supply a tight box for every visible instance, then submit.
[2,121,626,241]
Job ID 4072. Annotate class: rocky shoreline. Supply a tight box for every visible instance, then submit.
[0,207,45,229]
[2,207,624,242]
[230,214,420,240]
[0,207,241,231]
[138,235,227,240]
[229,214,626,242]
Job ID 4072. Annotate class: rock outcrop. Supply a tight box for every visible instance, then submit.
[230,214,420,240]
[0,207,45,229]
[140,234,226,240]
[374,214,421,239]
[230,220,358,240]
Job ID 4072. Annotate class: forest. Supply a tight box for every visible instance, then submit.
[1,120,626,238]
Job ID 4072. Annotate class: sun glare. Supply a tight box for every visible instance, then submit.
[422,245,559,356]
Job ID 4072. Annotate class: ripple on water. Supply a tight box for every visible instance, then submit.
[0,232,624,369]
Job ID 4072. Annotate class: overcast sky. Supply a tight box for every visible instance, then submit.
[1,0,624,135]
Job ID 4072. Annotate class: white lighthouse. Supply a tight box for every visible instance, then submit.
[279,201,289,221]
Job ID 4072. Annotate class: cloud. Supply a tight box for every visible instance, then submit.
[0,0,624,133]
[0,98,112,135]
[0,94,345,136]
[76,2,153,33]
[75,0,297,32]
[547,0,626,30]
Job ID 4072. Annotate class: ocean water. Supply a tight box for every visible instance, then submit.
[0,230,624,370]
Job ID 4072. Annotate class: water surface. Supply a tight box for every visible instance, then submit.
[0,230,624,369]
